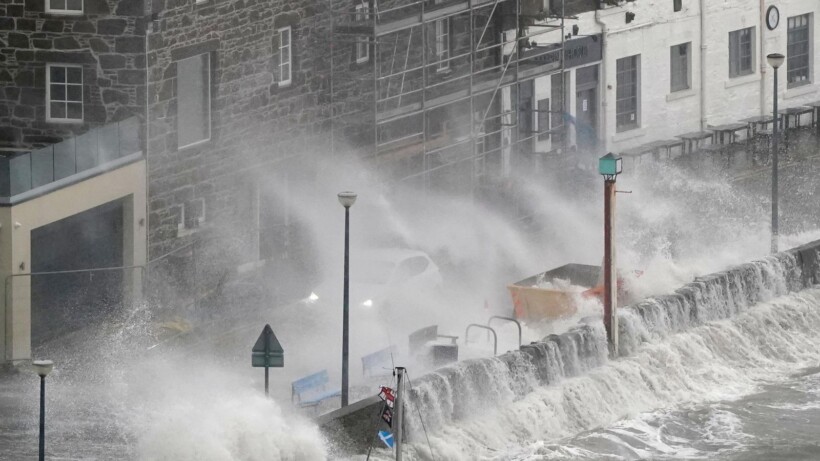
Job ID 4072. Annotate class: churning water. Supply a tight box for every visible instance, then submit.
[3,241,820,460]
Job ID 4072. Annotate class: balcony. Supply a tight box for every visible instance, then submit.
[0,117,142,204]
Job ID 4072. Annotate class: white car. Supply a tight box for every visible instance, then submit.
[305,248,443,311]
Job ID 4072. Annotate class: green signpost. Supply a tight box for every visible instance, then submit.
[252,324,284,395]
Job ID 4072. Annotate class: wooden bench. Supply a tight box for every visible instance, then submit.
[291,370,341,408]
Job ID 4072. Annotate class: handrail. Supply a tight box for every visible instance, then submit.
[487,316,522,347]
[464,324,497,356]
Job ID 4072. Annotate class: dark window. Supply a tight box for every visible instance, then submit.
[787,14,811,88]
[729,27,754,78]
[177,53,211,148]
[616,55,639,132]
[673,0,682,12]
[670,42,691,92]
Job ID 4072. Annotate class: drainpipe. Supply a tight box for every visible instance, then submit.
[699,0,707,131]
[595,8,608,153]
[759,0,767,116]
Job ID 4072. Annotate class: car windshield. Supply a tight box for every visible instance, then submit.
[356,260,396,285]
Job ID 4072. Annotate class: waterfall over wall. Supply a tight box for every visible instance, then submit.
[405,240,820,438]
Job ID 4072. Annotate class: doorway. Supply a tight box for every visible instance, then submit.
[575,64,599,153]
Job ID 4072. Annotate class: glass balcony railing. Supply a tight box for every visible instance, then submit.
[0,117,142,198]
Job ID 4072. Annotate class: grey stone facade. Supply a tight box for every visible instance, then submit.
[0,0,147,148]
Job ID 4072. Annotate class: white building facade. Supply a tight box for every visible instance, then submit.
[547,0,820,157]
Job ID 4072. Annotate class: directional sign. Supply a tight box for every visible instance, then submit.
[251,324,284,368]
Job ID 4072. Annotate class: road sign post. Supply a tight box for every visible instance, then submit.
[251,324,284,396]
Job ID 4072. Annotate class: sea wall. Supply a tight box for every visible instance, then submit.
[320,239,820,453]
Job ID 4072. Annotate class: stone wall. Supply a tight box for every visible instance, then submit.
[145,0,332,260]
[0,0,147,148]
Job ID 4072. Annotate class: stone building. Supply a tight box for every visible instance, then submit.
[0,0,147,363]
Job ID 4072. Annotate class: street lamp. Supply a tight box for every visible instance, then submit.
[32,360,54,461]
[598,153,622,356]
[767,53,784,254]
[337,191,357,407]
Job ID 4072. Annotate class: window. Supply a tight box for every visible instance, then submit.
[177,53,211,148]
[729,27,754,78]
[616,55,639,132]
[435,19,449,72]
[537,98,550,141]
[787,14,811,88]
[46,0,82,14]
[673,0,682,12]
[670,42,691,92]
[178,198,206,233]
[47,64,83,122]
[355,4,369,63]
[279,27,292,86]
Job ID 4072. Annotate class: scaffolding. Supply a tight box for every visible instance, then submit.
[330,0,569,195]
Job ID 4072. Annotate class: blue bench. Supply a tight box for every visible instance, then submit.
[291,370,341,407]
[361,346,397,378]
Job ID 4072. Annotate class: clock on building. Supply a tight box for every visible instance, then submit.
[766,5,780,30]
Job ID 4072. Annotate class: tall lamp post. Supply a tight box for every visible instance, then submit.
[337,191,357,407]
[32,360,54,461]
[598,153,622,356]
[767,53,785,254]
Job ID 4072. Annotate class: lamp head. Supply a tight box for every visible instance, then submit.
[598,153,623,178]
[767,53,785,69]
[337,191,357,208]
[32,360,54,378]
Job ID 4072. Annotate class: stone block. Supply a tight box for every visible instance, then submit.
[15,19,35,31]
[13,105,33,119]
[102,88,129,105]
[15,50,34,62]
[41,20,64,33]
[116,36,145,53]
[0,17,13,30]
[32,39,52,49]
[0,126,21,144]
[72,21,96,34]
[84,0,111,15]
[97,18,127,36]
[99,54,126,69]
[53,37,81,50]
[19,87,43,105]
[13,70,33,87]
[89,38,110,52]
[35,50,95,63]
[24,0,44,12]
[6,5,23,16]
[84,104,107,123]
[115,0,144,16]
[118,69,144,85]
[7,32,27,48]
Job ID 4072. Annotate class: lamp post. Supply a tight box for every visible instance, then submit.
[598,153,622,356]
[337,191,357,407]
[32,360,54,461]
[767,53,785,254]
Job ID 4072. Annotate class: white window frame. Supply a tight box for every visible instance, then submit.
[787,13,812,88]
[355,4,370,64]
[670,42,691,92]
[45,0,83,15]
[177,198,206,235]
[46,63,83,123]
[176,53,212,149]
[435,18,450,72]
[729,27,755,78]
[279,26,293,87]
